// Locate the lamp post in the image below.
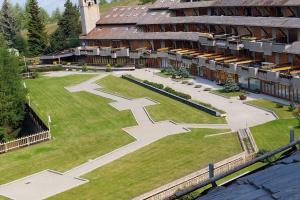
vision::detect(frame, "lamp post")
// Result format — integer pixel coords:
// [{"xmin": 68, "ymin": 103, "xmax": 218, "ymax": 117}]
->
[
  {"xmin": 23, "ymin": 56, "xmax": 29, "ymax": 78},
  {"xmin": 48, "ymin": 115, "xmax": 52, "ymax": 139}
]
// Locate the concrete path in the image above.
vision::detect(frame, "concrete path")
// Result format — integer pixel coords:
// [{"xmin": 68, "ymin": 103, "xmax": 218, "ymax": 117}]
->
[
  {"xmin": 0, "ymin": 72, "xmax": 229, "ymax": 200},
  {"xmin": 121, "ymin": 69, "xmax": 277, "ymax": 130}
]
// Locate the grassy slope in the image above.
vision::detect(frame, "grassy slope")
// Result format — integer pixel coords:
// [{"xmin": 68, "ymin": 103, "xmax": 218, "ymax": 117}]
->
[
  {"xmin": 21, "ymin": 23, "xmax": 58, "ymax": 39},
  {"xmin": 98, "ymin": 75, "xmax": 225, "ymax": 124},
  {"xmin": 51, "ymin": 129, "xmax": 241, "ymax": 200},
  {"xmin": 249, "ymin": 99, "xmax": 300, "ymax": 151},
  {"xmin": 0, "ymin": 74, "xmax": 135, "ymax": 184}
]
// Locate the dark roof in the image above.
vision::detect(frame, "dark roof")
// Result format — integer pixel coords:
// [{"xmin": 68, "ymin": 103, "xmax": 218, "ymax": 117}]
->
[
  {"xmin": 197, "ymin": 151, "xmax": 300, "ymax": 200},
  {"xmin": 170, "ymin": 0, "xmax": 300, "ymax": 9},
  {"xmin": 81, "ymin": 26, "xmax": 200, "ymax": 41},
  {"xmin": 138, "ymin": 15, "xmax": 300, "ymax": 29}
]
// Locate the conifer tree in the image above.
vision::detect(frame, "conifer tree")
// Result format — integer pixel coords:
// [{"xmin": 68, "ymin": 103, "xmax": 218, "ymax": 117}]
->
[
  {"xmin": 47, "ymin": 0, "xmax": 80, "ymax": 53},
  {"xmin": 0, "ymin": 0, "xmax": 17, "ymax": 48},
  {"xmin": 224, "ymin": 75, "xmax": 240, "ymax": 93},
  {"xmin": 27, "ymin": 0, "xmax": 47, "ymax": 56},
  {"xmin": 0, "ymin": 36, "xmax": 26, "ymax": 142}
]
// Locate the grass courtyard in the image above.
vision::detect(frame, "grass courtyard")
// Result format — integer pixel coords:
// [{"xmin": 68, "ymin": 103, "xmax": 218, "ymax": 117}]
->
[
  {"xmin": 52, "ymin": 129, "xmax": 241, "ymax": 200},
  {"xmin": 98, "ymin": 75, "xmax": 225, "ymax": 124},
  {"xmin": 248, "ymin": 99, "xmax": 300, "ymax": 151},
  {"xmin": 0, "ymin": 73, "xmax": 241, "ymax": 199},
  {"xmin": 0, "ymin": 74, "xmax": 136, "ymax": 184}
]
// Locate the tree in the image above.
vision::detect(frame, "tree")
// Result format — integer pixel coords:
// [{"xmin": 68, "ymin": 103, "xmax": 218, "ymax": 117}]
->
[
  {"xmin": 50, "ymin": 8, "xmax": 62, "ymax": 23},
  {"xmin": 99, "ymin": 0, "xmax": 108, "ymax": 6},
  {"xmin": 47, "ymin": 0, "xmax": 81, "ymax": 53},
  {"xmin": 0, "ymin": 36, "xmax": 26, "ymax": 142},
  {"xmin": 224, "ymin": 75, "xmax": 240, "ymax": 93},
  {"xmin": 15, "ymin": 32, "xmax": 28, "ymax": 55},
  {"xmin": 27, "ymin": 0, "xmax": 47, "ymax": 56},
  {"xmin": 0, "ymin": 0, "xmax": 17, "ymax": 48}
]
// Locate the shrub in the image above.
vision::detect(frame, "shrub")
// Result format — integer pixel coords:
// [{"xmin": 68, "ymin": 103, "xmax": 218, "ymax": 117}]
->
[
  {"xmin": 31, "ymin": 72, "xmax": 39, "ymax": 79},
  {"xmin": 31, "ymin": 65, "xmax": 63, "ymax": 72},
  {"xmin": 276, "ymin": 103, "xmax": 284, "ymax": 108},
  {"xmin": 164, "ymin": 87, "xmax": 191, "ymax": 99},
  {"xmin": 143, "ymin": 80, "xmax": 164, "ymax": 89},
  {"xmin": 288, "ymin": 103, "xmax": 296, "ymax": 112},
  {"xmin": 105, "ymin": 64, "xmax": 112, "ymax": 72},
  {"xmin": 82, "ymin": 64, "xmax": 88, "ymax": 72},
  {"xmin": 116, "ymin": 63, "xmax": 123, "ymax": 68}
]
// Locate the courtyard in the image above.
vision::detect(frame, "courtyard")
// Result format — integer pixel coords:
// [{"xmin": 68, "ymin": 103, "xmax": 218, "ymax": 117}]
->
[{"xmin": 0, "ymin": 72, "xmax": 242, "ymax": 200}]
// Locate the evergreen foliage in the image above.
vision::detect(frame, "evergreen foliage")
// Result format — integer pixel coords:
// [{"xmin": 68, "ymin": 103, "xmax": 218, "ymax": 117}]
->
[
  {"xmin": 47, "ymin": 0, "xmax": 81, "ymax": 53},
  {"xmin": 0, "ymin": 0, "xmax": 17, "ymax": 48},
  {"xmin": 0, "ymin": 36, "xmax": 26, "ymax": 142},
  {"xmin": 27, "ymin": 0, "xmax": 47, "ymax": 56},
  {"xmin": 224, "ymin": 75, "xmax": 240, "ymax": 93}
]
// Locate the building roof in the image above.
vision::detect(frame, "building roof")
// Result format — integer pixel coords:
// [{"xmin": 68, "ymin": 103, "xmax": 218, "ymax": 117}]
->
[
  {"xmin": 170, "ymin": 0, "xmax": 300, "ymax": 9},
  {"xmin": 97, "ymin": 5, "xmax": 150, "ymax": 25},
  {"xmin": 81, "ymin": 26, "xmax": 199, "ymax": 41},
  {"xmin": 138, "ymin": 15, "xmax": 300, "ymax": 29},
  {"xmin": 197, "ymin": 150, "xmax": 300, "ymax": 200}
]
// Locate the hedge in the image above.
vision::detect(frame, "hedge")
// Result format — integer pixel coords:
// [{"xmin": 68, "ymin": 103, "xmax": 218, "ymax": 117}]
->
[
  {"xmin": 164, "ymin": 87, "xmax": 191, "ymax": 100},
  {"xmin": 143, "ymin": 80, "xmax": 164, "ymax": 90},
  {"xmin": 31, "ymin": 65, "xmax": 64, "ymax": 72}
]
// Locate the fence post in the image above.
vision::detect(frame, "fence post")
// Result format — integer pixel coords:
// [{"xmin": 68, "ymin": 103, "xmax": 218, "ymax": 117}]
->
[
  {"xmin": 289, "ymin": 127, "xmax": 294, "ymax": 143},
  {"xmin": 4, "ymin": 143, "xmax": 7, "ymax": 152},
  {"xmin": 209, "ymin": 163, "xmax": 217, "ymax": 187}
]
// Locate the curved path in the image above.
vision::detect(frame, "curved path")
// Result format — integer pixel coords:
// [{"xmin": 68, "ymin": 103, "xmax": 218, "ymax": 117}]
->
[{"xmin": 0, "ymin": 73, "xmax": 229, "ymax": 200}]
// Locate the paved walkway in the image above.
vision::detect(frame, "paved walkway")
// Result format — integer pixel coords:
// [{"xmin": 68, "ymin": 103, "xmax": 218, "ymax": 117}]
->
[
  {"xmin": 121, "ymin": 69, "xmax": 277, "ymax": 130},
  {"xmin": 0, "ymin": 73, "xmax": 229, "ymax": 200}
]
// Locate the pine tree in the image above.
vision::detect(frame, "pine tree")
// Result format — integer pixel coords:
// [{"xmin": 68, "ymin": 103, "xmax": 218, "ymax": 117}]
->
[
  {"xmin": 0, "ymin": 36, "xmax": 26, "ymax": 142},
  {"xmin": 47, "ymin": 0, "xmax": 81, "ymax": 53},
  {"xmin": 0, "ymin": 0, "xmax": 17, "ymax": 48},
  {"xmin": 224, "ymin": 75, "xmax": 240, "ymax": 93},
  {"xmin": 27, "ymin": 0, "xmax": 47, "ymax": 56}
]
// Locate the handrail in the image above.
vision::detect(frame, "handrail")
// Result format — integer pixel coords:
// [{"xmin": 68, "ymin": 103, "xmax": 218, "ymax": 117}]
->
[{"xmin": 171, "ymin": 140, "xmax": 300, "ymax": 199}]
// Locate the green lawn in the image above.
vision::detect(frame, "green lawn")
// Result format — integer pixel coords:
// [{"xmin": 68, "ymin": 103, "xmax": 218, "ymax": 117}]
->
[
  {"xmin": 248, "ymin": 99, "xmax": 300, "ymax": 151},
  {"xmin": 247, "ymin": 99, "xmax": 296, "ymax": 119},
  {"xmin": 0, "ymin": 74, "xmax": 136, "ymax": 184},
  {"xmin": 212, "ymin": 89, "xmax": 245, "ymax": 98},
  {"xmin": 51, "ymin": 129, "xmax": 241, "ymax": 200},
  {"xmin": 98, "ymin": 75, "xmax": 225, "ymax": 124}
]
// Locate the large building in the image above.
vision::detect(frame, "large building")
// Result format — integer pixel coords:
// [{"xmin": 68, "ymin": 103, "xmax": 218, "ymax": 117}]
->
[{"xmin": 71, "ymin": 0, "xmax": 300, "ymax": 102}]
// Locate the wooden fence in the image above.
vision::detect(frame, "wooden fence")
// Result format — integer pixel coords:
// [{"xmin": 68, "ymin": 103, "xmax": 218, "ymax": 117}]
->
[
  {"xmin": 133, "ymin": 152, "xmax": 256, "ymax": 200},
  {"xmin": 0, "ymin": 131, "xmax": 51, "ymax": 154}
]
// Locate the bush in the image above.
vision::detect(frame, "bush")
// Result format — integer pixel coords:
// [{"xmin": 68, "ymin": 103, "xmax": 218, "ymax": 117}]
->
[
  {"xmin": 276, "ymin": 103, "xmax": 284, "ymax": 108},
  {"xmin": 31, "ymin": 65, "xmax": 63, "ymax": 72},
  {"xmin": 82, "ymin": 64, "xmax": 88, "ymax": 72},
  {"xmin": 31, "ymin": 72, "xmax": 39, "ymax": 79},
  {"xmin": 105, "ymin": 64, "xmax": 112, "ymax": 72},
  {"xmin": 288, "ymin": 103, "xmax": 296, "ymax": 112},
  {"xmin": 164, "ymin": 87, "xmax": 192, "ymax": 100},
  {"xmin": 143, "ymin": 80, "xmax": 164, "ymax": 89},
  {"xmin": 116, "ymin": 63, "xmax": 123, "ymax": 68}
]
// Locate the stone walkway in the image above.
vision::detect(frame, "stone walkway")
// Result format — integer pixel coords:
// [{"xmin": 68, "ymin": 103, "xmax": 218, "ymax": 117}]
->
[
  {"xmin": 0, "ymin": 73, "xmax": 229, "ymax": 200},
  {"xmin": 121, "ymin": 69, "xmax": 277, "ymax": 130}
]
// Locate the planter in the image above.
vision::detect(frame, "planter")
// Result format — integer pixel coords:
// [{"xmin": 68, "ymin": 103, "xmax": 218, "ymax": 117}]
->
[{"xmin": 239, "ymin": 95, "xmax": 247, "ymax": 100}]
